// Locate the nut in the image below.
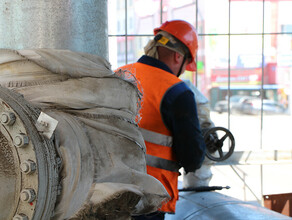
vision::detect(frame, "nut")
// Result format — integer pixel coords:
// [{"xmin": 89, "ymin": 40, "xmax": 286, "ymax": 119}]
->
[
  {"xmin": 1, "ymin": 112, "xmax": 16, "ymax": 126},
  {"xmin": 20, "ymin": 188, "xmax": 36, "ymax": 203},
  {"xmin": 14, "ymin": 134, "xmax": 29, "ymax": 148},
  {"xmin": 20, "ymin": 160, "xmax": 36, "ymax": 174},
  {"xmin": 13, "ymin": 214, "xmax": 28, "ymax": 220}
]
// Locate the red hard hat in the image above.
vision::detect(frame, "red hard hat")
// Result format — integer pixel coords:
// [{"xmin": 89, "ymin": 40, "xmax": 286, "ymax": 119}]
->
[{"xmin": 154, "ymin": 20, "xmax": 198, "ymax": 71}]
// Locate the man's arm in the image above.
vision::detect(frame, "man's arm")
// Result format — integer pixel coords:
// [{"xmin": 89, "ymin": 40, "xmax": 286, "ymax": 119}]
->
[{"xmin": 161, "ymin": 83, "xmax": 206, "ymax": 173}]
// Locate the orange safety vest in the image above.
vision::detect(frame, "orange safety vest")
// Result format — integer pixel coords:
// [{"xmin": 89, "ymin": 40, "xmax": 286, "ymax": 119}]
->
[{"xmin": 119, "ymin": 62, "xmax": 182, "ymax": 213}]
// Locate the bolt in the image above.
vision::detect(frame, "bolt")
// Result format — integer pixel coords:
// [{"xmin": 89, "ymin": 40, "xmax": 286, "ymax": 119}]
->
[
  {"xmin": 13, "ymin": 214, "xmax": 28, "ymax": 220},
  {"xmin": 1, "ymin": 112, "xmax": 16, "ymax": 126},
  {"xmin": 14, "ymin": 134, "xmax": 29, "ymax": 148},
  {"xmin": 20, "ymin": 188, "xmax": 36, "ymax": 203},
  {"xmin": 40, "ymin": 120, "xmax": 48, "ymax": 127},
  {"xmin": 20, "ymin": 160, "xmax": 36, "ymax": 174}
]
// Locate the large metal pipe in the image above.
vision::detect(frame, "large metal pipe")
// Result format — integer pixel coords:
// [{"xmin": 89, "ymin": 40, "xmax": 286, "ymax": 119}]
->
[
  {"xmin": 165, "ymin": 191, "xmax": 292, "ymax": 220},
  {"xmin": 0, "ymin": 0, "xmax": 108, "ymax": 59}
]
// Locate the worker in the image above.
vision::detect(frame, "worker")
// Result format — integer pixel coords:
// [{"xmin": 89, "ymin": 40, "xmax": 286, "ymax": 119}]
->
[{"xmin": 118, "ymin": 20, "xmax": 206, "ymax": 219}]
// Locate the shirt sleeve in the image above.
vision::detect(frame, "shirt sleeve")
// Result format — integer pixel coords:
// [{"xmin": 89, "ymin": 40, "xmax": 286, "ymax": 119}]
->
[{"xmin": 160, "ymin": 82, "xmax": 206, "ymax": 173}]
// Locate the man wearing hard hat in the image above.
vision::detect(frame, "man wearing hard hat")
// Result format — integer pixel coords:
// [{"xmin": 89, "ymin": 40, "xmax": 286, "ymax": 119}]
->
[{"xmin": 118, "ymin": 20, "xmax": 206, "ymax": 219}]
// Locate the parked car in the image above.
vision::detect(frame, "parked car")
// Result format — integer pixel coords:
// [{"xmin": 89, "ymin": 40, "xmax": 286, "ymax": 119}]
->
[
  {"xmin": 236, "ymin": 98, "xmax": 287, "ymax": 115},
  {"xmin": 231, "ymin": 96, "xmax": 257, "ymax": 114},
  {"xmin": 214, "ymin": 95, "xmax": 253, "ymax": 113}
]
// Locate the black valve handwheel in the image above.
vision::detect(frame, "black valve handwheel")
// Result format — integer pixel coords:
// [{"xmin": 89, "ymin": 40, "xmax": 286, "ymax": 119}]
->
[{"xmin": 203, "ymin": 127, "xmax": 235, "ymax": 162}]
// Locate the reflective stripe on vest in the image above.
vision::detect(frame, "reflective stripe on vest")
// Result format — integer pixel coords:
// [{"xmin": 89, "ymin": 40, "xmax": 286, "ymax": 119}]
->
[
  {"xmin": 139, "ymin": 128, "xmax": 179, "ymax": 172},
  {"xmin": 146, "ymin": 155, "xmax": 180, "ymax": 172},
  {"xmin": 139, "ymin": 127, "xmax": 173, "ymax": 147}
]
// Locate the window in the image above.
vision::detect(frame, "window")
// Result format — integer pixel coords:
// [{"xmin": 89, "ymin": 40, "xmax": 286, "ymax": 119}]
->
[{"xmin": 108, "ymin": 0, "xmax": 292, "ymax": 205}]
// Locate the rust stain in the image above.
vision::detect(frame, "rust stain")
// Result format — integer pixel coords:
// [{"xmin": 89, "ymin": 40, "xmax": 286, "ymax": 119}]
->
[{"xmin": 0, "ymin": 132, "xmax": 15, "ymax": 176}]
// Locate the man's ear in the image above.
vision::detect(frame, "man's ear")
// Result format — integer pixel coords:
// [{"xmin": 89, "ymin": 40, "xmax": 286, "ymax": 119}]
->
[{"xmin": 174, "ymin": 52, "xmax": 182, "ymax": 64}]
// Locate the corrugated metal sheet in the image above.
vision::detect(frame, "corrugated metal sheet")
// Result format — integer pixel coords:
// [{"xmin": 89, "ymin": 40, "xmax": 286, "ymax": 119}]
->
[{"xmin": 264, "ymin": 193, "xmax": 292, "ymax": 217}]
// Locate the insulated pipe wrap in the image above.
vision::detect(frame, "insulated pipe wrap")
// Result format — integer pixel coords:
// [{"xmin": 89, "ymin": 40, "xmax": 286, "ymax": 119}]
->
[{"xmin": 0, "ymin": 49, "xmax": 169, "ymax": 220}]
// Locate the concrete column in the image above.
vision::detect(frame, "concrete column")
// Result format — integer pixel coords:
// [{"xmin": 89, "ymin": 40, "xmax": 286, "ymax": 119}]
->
[{"xmin": 0, "ymin": 0, "xmax": 108, "ymax": 59}]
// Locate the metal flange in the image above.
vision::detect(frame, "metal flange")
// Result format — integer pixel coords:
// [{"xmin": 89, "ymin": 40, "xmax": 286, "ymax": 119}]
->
[{"xmin": 0, "ymin": 86, "xmax": 59, "ymax": 220}]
